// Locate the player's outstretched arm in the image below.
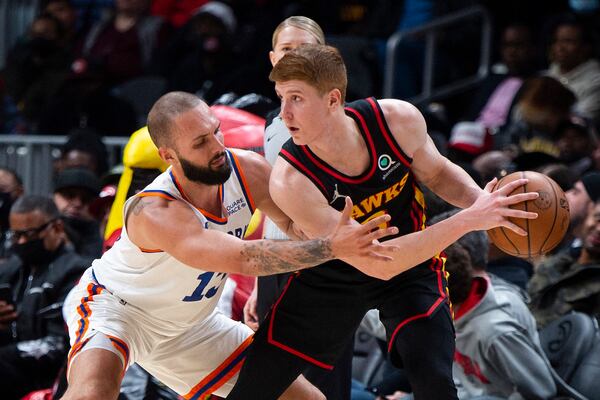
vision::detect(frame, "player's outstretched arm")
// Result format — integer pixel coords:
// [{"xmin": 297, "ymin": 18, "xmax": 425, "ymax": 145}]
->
[
  {"xmin": 344, "ymin": 177, "xmax": 539, "ymax": 279},
  {"xmin": 271, "ymin": 157, "xmax": 538, "ymax": 280},
  {"xmin": 126, "ymin": 195, "xmax": 397, "ymax": 277}
]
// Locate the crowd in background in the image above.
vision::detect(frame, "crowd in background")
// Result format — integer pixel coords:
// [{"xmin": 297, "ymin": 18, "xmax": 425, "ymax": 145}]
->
[{"xmin": 0, "ymin": 0, "xmax": 600, "ymax": 399}]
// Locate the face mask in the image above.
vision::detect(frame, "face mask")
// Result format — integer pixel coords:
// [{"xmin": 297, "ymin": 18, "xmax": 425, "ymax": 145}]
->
[
  {"xmin": 569, "ymin": 0, "xmax": 600, "ymax": 13},
  {"xmin": 0, "ymin": 192, "xmax": 13, "ymax": 231},
  {"xmin": 13, "ymin": 238, "xmax": 55, "ymax": 266}
]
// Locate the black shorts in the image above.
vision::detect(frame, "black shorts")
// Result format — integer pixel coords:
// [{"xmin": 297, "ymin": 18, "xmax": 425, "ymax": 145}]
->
[{"xmin": 264, "ymin": 256, "xmax": 449, "ymax": 368}]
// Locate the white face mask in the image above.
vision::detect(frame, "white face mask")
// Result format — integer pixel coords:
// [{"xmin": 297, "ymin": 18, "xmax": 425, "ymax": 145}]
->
[{"xmin": 569, "ymin": 0, "xmax": 600, "ymax": 13}]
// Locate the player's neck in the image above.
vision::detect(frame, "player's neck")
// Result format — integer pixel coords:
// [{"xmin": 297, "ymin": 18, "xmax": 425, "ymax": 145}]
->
[
  {"xmin": 178, "ymin": 176, "xmax": 223, "ymax": 217},
  {"xmin": 308, "ymin": 114, "xmax": 369, "ymax": 176}
]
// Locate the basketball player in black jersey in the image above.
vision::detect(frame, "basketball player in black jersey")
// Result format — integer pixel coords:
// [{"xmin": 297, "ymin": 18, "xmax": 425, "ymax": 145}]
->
[{"xmin": 227, "ymin": 45, "xmax": 539, "ymax": 400}]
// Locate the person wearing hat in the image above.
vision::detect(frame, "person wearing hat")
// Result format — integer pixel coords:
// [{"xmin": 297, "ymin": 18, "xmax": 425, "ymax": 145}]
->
[
  {"xmin": 53, "ymin": 168, "xmax": 103, "ymax": 260},
  {"xmin": 565, "ymin": 171, "xmax": 600, "ymax": 251}
]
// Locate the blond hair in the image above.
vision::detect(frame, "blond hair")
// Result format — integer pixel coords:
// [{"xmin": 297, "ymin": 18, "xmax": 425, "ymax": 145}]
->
[{"xmin": 271, "ymin": 16, "xmax": 325, "ymax": 49}]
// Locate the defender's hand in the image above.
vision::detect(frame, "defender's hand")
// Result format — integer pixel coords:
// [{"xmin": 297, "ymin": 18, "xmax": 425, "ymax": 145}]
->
[{"xmin": 329, "ymin": 197, "xmax": 399, "ymax": 261}]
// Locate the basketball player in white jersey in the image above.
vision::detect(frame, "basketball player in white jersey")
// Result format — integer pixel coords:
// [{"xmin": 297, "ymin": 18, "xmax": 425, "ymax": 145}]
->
[{"xmin": 61, "ymin": 92, "xmax": 398, "ymax": 400}]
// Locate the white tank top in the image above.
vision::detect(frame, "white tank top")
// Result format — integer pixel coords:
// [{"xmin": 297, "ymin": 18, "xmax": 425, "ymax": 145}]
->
[{"xmin": 92, "ymin": 150, "xmax": 256, "ymax": 328}]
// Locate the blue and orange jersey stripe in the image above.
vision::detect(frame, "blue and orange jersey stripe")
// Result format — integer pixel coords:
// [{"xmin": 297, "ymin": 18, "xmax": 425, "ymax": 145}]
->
[
  {"xmin": 184, "ymin": 335, "xmax": 253, "ymax": 399},
  {"xmin": 138, "ymin": 190, "xmax": 177, "ymax": 201},
  {"xmin": 169, "ymin": 170, "xmax": 228, "ymax": 224},
  {"xmin": 67, "ymin": 282, "xmax": 105, "ymax": 375},
  {"xmin": 107, "ymin": 334, "xmax": 130, "ymax": 371},
  {"xmin": 228, "ymin": 150, "xmax": 256, "ymax": 214}
]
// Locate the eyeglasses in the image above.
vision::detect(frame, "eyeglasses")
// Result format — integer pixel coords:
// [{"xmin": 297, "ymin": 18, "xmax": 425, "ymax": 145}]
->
[{"xmin": 6, "ymin": 219, "xmax": 57, "ymax": 243}]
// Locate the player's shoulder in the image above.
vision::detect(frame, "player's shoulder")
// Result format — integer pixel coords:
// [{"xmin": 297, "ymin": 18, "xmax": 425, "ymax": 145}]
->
[
  {"xmin": 377, "ymin": 99, "xmax": 425, "ymax": 127},
  {"xmin": 270, "ymin": 155, "xmax": 309, "ymax": 191},
  {"xmin": 129, "ymin": 194, "xmax": 182, "ymax": 217}
]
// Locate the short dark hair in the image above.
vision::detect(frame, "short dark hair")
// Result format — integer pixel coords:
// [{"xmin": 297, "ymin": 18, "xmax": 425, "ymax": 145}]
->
[
  {"xmin": 552, "ymin": 14, "xmax": 595, "ymax": 46},
  {"xmin": 270, "ymin": 44, "xmax": 347, "ymax": 102},
  {"xmin": 147, "ymin": 92, "xmax": 204, "ymax": 147},
  {"xmin": 62, "ymin": 128, "xmax": 109, "ymax": 175},
  {"xmin": 11, "ymin": 195, "xmax": 60, "ymax": 220},
  {"xmin": 444, "ymin": 243, "xmax": 474, "ymax": 305}
]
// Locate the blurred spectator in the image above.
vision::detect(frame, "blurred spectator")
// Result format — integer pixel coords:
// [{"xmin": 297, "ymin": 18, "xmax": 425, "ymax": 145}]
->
[
  {"xmin": 151, "ymin": 0, "xmax": 208, "ymax": 28},
  {"xmin": 35, "ymin": 62, "xmax": 138, "ymax": 136},
  {"xmin": 556, "ymin": 115, "xmax": 599, "ymax": 176},
  {"xmin": 472, "ymin": 150, "xmax": 515, "ymax": 184},
  {"xmin": 500, "ymin": 75, "xmax": 576, "ymax": 158},
  {"xmin": 446, "ymin": 243, "xmax": 556, "ymax": 400},
  {"xmin": 55, "ymin": 128, "xmax": 109, "ymax": 176},
  {"xmin": 88, "ymin": 183, "xmax": 117, "ymax": 243},
  {"xmin": 0, "ymin": 195, "xmax": 87, "ymax": 399},
  {"xmin": 528, "ymin": 196, "xmax": 600, "ymax": 328},
  {"xmin": 3, "ymin": 13, "xmax": 72, "ymax": 131},
  {"xmin": 547, "ymin": 16, "xmax": 600, "ymax": 123},
  {"xmin": 462, "ymin": 23, "xmax": 538, "ymax": 130},
  {"xmin": 537, "ymin": 163, "xmax": 575, "ymax": 192},
  {"xmin": 0, "ymin": 168, "xmax": 24, "ymax": 260},
  {"xmin": 41, "ymin": 0, "xmax": 81, "ymax": 50},
  {"xmin": 53, "ymin": 168, "xmax": 102, "ymax": 260},
  {"xmin": 164, "ymin": 1, "xmax": 261, "ymax": 103},
  {"xmin": 563, "ymin": 171, "xmax": 600, "ymax": 254},
  {"xmin": 76, "ymin": 0, "xmax": 169, "ymax": 85},
  {"xmin": 70, "ymin": 0, "xmax": 115, "ymax": 27}
]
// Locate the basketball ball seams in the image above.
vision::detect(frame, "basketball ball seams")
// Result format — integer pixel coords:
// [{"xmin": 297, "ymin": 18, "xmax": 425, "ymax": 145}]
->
[
  {"xmin": 487, "ymin": 171, "xmax": 569, "ymax": 258},
  {"xmin": 498, "ymin": 226, "xmax": 520, "ymax": 256},
  {"xmin": 539, "ymin": 175, "xmax": 559, "ymax": 254},
  {"xmin": 522, "ymin": 171, "xmax": 532, "ymax": 259}
]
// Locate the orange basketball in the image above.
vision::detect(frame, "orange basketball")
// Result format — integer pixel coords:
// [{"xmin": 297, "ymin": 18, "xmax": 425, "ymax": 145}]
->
[{"xmin": 487, "ymin": 171, "xmax": 570, "ymax": 258}]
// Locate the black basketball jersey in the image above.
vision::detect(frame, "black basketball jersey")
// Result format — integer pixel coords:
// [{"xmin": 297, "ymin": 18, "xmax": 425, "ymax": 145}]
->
[{"xmin": 280, "ymin": 97, "xmax": 442, "ymax": 285}]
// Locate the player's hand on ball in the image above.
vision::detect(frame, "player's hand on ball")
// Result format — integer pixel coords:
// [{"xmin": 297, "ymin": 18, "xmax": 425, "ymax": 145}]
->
[{"xmin": 461, "ymin": 177, "xmax": 539, "ymax": 235}]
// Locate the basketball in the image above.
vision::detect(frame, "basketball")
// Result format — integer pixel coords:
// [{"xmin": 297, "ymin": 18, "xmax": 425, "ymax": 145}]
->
[{"xmin": 487, "ymin": 171, "xmax": 570, "ymax": 258}]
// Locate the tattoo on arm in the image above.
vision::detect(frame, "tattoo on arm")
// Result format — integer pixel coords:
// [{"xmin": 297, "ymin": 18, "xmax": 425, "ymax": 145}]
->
[
  {"xmin": 132, "ymin": 197, "xmax": 150, "ymax": 216},
  {"xmin": 240, "ymin": 239, "xmax": 333, "ymax": 275}
]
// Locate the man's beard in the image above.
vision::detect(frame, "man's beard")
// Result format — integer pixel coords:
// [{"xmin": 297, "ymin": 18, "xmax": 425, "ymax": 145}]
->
[{"xmin": 179, "ymin": 152, "xmax": 232, "ymax": 185}]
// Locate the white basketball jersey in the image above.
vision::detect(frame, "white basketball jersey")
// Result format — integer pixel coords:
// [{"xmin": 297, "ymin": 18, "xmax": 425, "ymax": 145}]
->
[{"xmin": 92, "ymin": 150, "xmax": 255, "ymax": 328}]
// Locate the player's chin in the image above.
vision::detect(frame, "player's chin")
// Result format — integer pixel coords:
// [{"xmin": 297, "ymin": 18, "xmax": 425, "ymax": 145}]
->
[{"xmin": 289, "ymin": 134, "xmax": 307, "ymax": 146}]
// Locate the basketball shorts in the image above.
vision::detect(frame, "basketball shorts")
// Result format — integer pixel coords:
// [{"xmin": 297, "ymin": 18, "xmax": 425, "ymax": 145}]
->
[{"xmin": 64, "ymin": 269, "xmax": 253, "ymax": 398}]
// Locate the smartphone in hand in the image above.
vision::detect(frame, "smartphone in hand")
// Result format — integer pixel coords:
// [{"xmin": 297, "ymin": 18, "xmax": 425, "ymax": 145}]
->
[{"xmin": 0, "ymin": 284, "xmax": 13, "ymax": 306}]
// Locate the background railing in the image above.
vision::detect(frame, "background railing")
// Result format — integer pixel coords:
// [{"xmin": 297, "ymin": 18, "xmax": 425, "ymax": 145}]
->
[
  {"xmin": 383, "ymin": 5, "xmax": 492, "ymax": 105},
  {"xmin": 0, "ymin": 135, "xmax": 128, "ymax": 195}
]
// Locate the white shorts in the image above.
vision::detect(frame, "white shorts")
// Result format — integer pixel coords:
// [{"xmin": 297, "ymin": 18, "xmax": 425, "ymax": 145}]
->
[{"xmin": 64, "ymin": 273, "xmax": 254, "ymax": 398}]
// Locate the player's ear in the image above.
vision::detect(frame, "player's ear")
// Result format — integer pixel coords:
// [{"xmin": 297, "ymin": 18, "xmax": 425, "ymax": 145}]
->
[
  {"xmin": 328, "ymin": 89, "xmax": 342, "ymax": 108},
  {"xmin": 269, "ymin": 50, "xmax": 276, "ymax": 67},
  {"xmin": 158, "ymin": 147, "xmax": 175, "ymax": 163}
]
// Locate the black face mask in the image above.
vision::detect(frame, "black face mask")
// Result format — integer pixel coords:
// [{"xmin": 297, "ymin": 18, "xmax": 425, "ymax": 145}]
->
[
  {"xmin": 13, "ymin": 238, "xmax": 56, "ymax": 266},
  {"xmin": 0, "ymin": 192, "xmax": 13, "ymax": 232}
]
